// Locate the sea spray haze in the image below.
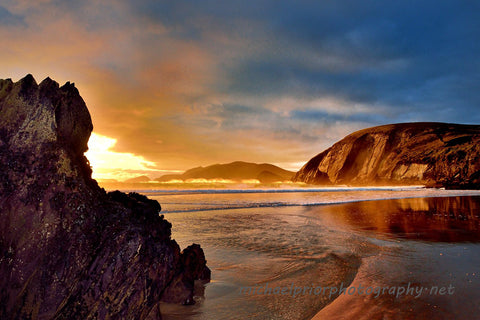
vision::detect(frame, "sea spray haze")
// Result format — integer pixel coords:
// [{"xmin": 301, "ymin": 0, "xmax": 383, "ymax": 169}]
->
[{"xmin": 0, "ymin": 75, "xmax": 210, "ymax": 319}]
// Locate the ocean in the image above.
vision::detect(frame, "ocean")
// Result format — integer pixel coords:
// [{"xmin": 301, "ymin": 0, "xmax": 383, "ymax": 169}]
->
[{"xmin": 132, "ymin": 187, "xmax": 480, "ymax": 320}]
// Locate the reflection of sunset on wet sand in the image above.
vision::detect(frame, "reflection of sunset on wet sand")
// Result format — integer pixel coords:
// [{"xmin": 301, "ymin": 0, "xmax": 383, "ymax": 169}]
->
[
  {"xmin": 314, "ymin": 196, "xmax": 480, "ymax": 242},
  {"xmin": 158, "ymin": 193, "xmax": 480, "ymax": 319},
  {"xmin": 2, "ymin": 1, "xmax": 480, "ymax": 319}
]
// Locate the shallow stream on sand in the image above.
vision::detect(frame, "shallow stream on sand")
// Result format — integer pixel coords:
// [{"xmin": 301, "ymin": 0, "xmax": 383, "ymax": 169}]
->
[{"xmin": 140, "ymin": 188, "xmax": 480, "ymax": 319}]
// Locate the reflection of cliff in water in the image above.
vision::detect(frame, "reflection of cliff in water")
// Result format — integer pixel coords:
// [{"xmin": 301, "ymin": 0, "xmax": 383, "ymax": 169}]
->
[{"xmin": 315, "ymin": 196, "xmax": 480, "ymax": 242}]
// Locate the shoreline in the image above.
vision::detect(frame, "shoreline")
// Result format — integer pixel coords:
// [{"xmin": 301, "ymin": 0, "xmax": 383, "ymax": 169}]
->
[
  {"xmin": 155, "ymin": 194, "xmax": 480, "ymax": 319},
  {"xmin": 310, "ymin": 195, "xmax": 480, "ymax": 320},
  {"xmin": 142, "ymin": 187, "xmax": 480, "ymax": 214}
]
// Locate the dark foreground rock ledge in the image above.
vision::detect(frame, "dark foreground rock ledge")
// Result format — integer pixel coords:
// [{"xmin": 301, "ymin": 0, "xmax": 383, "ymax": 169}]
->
[
  {"xmin": 293, "ymin": 122, "xmax": 480, "ymax": 188},
  {"xmin": 0, "ymin": 75, "xmax": 210, "ymax": 319}
]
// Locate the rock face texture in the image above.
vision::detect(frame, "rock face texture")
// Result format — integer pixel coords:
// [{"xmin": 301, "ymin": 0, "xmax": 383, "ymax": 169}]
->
[
  {"xmin": 0, "ymin": 75, "xmax": 210, "ymax": 319},
  {"xmin": 293, "ymin": 123, "xmax": 480, "ymax": 188}
]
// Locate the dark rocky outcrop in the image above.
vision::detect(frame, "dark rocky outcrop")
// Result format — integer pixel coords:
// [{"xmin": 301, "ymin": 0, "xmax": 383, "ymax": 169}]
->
[
  {"xmin": 161, "ymin": 244, "xmax": 211, "ymax": 305},
  {"xmin": 293, "ymin": 123, "xmax": 480, "ymax": 188},
  {"xmin": 0, "ymin": 75, "xmax": 210, "ymax": 319}
]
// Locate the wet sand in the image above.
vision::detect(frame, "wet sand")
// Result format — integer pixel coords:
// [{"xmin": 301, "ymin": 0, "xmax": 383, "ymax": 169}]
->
[
  {"xmin": 311, "ymin": 196, "xmax": 480, "ymax": 320},
  {"xmin": 155, "ymin": 193, "xmax": 480, "ymax": 319}
]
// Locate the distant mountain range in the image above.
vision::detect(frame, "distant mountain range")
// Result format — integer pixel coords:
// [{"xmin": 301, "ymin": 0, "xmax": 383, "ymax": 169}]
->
[
  {"xmin": 120, "ymin": 123, "xmax": 480, "ymax": 189},
  {"xmin": 156, "ymin": 161, "xmax": 294, "ymax": 183},
  {"xmin": 124, "ymin": 175, "xmax": 151, "ymax": 183}
]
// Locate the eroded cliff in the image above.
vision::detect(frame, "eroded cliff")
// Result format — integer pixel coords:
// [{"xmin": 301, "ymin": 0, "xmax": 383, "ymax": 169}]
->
[
  {"xmin": 0, "ymin": 75, "xmax": 210, "ymax": 319},
  {"xmin": 293, "ymin": 123, "xmax": 480, "ymax": 188}
]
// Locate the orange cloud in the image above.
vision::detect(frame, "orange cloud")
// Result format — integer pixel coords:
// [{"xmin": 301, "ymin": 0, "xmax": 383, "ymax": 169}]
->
[{"xmin": 1, "ymin": 0, "xmax": 406, "ymax": 176}]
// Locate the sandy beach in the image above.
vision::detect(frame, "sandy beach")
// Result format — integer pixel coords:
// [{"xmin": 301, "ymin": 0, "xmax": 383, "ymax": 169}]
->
[{"xmin": 147, "ymin": 189, "xmax": 480, "ymax": 319}]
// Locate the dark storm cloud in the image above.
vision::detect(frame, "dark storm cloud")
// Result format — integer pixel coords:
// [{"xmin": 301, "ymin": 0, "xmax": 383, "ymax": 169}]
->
[
  {"xmin": 218, "ymin": 0, "xmax": 480, "ymax": 122},
  {"xmin": 128, "ymin": 0, "xmax": 480, "ymax": 123},
  {"xmin": 1, "ymin": 0, "xmax": 479, "ymax": 174},
  {"xmin": 0, "ymin": 6, "xmax": 25, "ymax": 27},
  {"xmin": 291, "ymin": 109, "xmax": 390, "ymax": 124}
]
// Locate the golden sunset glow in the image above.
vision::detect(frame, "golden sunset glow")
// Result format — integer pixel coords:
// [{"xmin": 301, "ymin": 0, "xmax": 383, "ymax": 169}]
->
[
  {"xmin": 1, "ymin": 1, "xmax": 478, "ymax": 181},
  {"xmin": 85, "ymin": 132, "xmax": 157, "ymax": 181}
]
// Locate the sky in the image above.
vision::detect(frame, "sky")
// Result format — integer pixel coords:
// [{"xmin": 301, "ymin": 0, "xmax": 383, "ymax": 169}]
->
[{"xmin": 1, "ymin": 0, "xmax": 479, "ymax": 180}]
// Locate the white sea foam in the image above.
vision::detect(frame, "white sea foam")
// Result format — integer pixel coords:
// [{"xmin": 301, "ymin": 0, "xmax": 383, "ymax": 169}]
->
[{"xmin": 137, "ymin": 187, "xmax": 480, "ymax": 213}]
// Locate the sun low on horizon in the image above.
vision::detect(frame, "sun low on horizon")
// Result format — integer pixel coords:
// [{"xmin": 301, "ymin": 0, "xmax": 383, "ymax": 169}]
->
[
  {"xmin": 85, "ymin": 132, "xmax": 162, "ymax": 181},
  {"xmin": 1, "ymin": 0, "xmax": 479, "ymax": 182},
  {"xmin": 84, "ymin": 132, "xmax": 305, "ymax": 182},
  {"xmin": 2, "ymin": 1, "xmax": 480, "ymax": 319}
]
